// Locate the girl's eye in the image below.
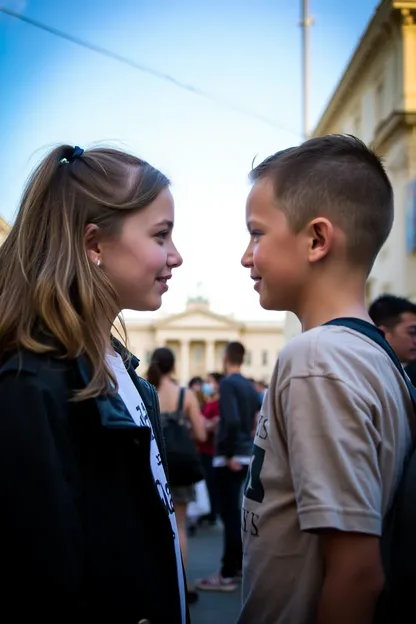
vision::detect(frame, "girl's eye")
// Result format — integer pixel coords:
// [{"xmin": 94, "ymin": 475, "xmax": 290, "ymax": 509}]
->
[{"xmin": 156, "ymin": 230, "xmax": 169, "ymax": 240}]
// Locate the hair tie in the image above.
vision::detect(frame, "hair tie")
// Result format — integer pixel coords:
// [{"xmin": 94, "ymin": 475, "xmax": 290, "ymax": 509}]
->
[
  {"xmin": 60, "ymin": 145, "xmax": 84, "ymax": 166},
  {"xmin": 70, "ymin": 146, "xmax": 84, "ymax": 161}
]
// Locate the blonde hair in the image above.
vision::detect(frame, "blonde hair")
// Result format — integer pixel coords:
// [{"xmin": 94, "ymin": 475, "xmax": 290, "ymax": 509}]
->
[{"xmin": 0, "ymin": 145, "xmax": 169, "ymax": 399}]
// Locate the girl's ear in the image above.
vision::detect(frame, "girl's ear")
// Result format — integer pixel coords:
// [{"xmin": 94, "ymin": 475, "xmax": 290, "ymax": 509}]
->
[{"xmin": 85, "ymin": 223, "xmax": 102, "ymax": 265}]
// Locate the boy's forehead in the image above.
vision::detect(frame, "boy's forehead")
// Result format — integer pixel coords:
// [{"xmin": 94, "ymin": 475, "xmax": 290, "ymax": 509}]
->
[{"xmin": 246, "ymin": 178, "xmax": 277, "ymax": 215}]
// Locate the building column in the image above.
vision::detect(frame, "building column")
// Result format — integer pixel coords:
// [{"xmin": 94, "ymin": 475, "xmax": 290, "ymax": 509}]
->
[
  {"xmin": 206, "ymin": 340, "xmax": 215, "ymax": 374},
  {"xmin": 180, "ymin": 340, "xmax": 190, "ymax": 385}
]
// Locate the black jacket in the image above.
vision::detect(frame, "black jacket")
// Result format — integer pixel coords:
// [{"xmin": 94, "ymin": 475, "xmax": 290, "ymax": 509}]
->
[
  {"xmin": 215, "ymin": 373, "xmax": 261, "ymax": 459},
  {"xmin": 0, "ymin": 344, "xmax": 188, "ymax": 623}
]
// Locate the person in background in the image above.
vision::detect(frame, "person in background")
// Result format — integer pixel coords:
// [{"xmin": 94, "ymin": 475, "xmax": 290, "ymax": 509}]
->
[
  {"xmin": 197, "ymin": 341, "xmax": 260, "ymax": 592},
  {"xmin": 198, "ymin": 372, "xmax": 224, "ymax": 526},
  {"xmin": 148, "ymin": 347, "xmax": 206, "ymax": 604},
  {"xmin": 0, "ymin": 144, "xmax": 187, "ymax": 622},
  {"xmin": 189, "ymin": 375, "xmax": 205, "ymax": 409},
  {"xmin": 369, "ymin": 294, "xmax": 416, "ymax": 385}
]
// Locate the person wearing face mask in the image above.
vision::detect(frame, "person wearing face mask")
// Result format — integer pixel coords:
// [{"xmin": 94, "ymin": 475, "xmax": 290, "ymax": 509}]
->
[{"xmin": 198, "ymin": 373, "xmax": 224, "ymax": 525}]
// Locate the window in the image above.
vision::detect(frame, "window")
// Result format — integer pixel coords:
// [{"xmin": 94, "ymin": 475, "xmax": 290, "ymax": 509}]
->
[
  {"xmin": 353, "ymin": 108, "xmax": 361, "ymax": 137},
  {"xmin": 262, "ymin": 350, "xmax": 268, "ymax": 366},
  {"xmin": 245, "ymin": 351, "xmax": 252, "ymax": 366},
  {"xmin": 145, "ymin": 350, "xmax": 151, "ymax": 364},
  {"xmin": 193, "ymin": 344, "xmax": 203, "ymax": 363},
  {"xmin": 375, "ymin": 80, "xmax": 385, "ymax": 122}
]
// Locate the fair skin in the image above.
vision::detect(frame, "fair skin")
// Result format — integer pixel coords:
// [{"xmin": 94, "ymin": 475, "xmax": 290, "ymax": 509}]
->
[
  {"xmin": 381, "ymin": 312, "xmax": 416, "ymax": 364},
  {"xmin": 85, "ymin": 187, "xmax": 182, "ymax": 313},
  {"xmin": 241, "ymin": 177, "xmax": 383, "ymax": 622},
  {"xmin": 157, "ymin": 373, "xmax": 206, "ymax": 576}
]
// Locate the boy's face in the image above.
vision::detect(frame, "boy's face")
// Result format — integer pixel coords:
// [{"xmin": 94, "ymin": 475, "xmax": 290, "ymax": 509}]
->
[{"xmin": 241, "ymin": 178, "xmax": 308, "ymax": 311}]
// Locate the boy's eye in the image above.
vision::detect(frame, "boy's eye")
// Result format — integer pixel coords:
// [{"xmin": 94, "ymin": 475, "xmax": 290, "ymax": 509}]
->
[{"xmin": 251, "ymin": 231, "xmax": 262, "ymax": 243}]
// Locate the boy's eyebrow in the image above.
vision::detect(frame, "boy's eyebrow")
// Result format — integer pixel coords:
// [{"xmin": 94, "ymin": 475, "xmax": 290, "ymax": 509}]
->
[{"xmin": 246, "ymin": 218, "xmax": 262, "ymax": 229}]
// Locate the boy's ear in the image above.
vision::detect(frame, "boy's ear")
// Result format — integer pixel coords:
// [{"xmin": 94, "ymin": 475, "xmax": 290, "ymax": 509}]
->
[{"xmin": 306, "ymin": 217, "xmax": 334, "ymax": 264}]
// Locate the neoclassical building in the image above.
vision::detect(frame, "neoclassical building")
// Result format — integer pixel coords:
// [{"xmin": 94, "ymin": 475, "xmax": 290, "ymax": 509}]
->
[
  {"xmin": 0, "ymin": 217, "xmax": 9, "ymax": 245},
  {"xmin": 285, "ymin": 0, "xmax": 416, "ymax": 342},
  {"xmin": 120, "ymin": 298, "xmax": 284, "ymax": 385}
]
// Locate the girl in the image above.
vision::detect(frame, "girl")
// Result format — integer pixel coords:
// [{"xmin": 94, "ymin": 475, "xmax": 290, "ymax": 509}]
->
[
  {"xmin": 0, "ymin": 145, "xmax": 186, "ymax": 623},
  {"xmin": 147, "ymin": 347, "xmax": 206, "ymax": 603}
]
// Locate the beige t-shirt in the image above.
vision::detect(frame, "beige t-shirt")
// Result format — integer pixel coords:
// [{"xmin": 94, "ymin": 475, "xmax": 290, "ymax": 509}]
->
[{"xmin": 239, "ymin": 325, "xmax": 412, "ymax": 624}]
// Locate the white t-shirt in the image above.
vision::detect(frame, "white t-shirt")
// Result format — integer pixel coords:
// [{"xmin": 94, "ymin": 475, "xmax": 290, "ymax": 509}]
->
[{"xmin": 107, "ymin": 352, "xmax": 186, "ymax": 624}]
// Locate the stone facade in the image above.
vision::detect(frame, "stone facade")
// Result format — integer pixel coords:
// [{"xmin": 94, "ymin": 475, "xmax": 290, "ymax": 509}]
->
[
  {"xmin": 0, "ymin": 217, "xmax": 9, "ymax": 245},
  {"xmin": 120, "ymin": 298, "xmax": 284, "ymax": 385}
]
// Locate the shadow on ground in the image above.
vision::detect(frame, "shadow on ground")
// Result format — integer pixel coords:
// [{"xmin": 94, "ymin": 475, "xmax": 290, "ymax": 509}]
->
[{"xmin": 187, "ymin": 523, "xmax": 241, "ymax": 624}]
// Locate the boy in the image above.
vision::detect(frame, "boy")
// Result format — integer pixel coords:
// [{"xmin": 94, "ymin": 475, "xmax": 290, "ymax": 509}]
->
[{"xmin": 239, "ymin": 135, "xmax": 413, "ymax": 623}]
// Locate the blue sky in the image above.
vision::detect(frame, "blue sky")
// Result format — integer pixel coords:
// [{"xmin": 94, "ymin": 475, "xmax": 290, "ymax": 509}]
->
[{"xmin": 0, "ymin": 0, "xmax": 378, "ymax": 319}]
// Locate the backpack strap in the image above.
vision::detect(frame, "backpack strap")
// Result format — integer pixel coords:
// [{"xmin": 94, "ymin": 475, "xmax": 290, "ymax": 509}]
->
[
  {"xmin": 325, "ymin": 317, "xmax": 416, "ymax": 622},
  {"xmin": 325, "ymin": 317, "xmax": 416, "ymax": 440},
  {"xmin": 177, "ymin": 387, "xmax": 186, "ymax": 414}
]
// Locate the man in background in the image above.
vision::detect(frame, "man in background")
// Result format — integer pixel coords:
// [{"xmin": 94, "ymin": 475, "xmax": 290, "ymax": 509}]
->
[
  {"xmin": 369, "ymin": 294, "xmax": 416, "ymax": 384},
  {"xmin": 197, "ymin": 341, "xmax": 260, "ymax": 591}
]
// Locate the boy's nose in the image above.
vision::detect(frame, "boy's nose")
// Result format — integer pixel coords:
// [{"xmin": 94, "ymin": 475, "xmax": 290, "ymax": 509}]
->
[{"xmin": 241, "ymin": 246, "xmax": 253, "ymax": 268}]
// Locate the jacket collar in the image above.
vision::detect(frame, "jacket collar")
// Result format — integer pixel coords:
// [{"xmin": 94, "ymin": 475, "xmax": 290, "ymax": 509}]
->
[{"xmin": 76, "ymin": 338, "xmax": 141, "ymax": 431}]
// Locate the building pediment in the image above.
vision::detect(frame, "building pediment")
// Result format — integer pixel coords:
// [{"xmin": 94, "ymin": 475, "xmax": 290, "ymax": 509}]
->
[{"xmin": 154, "ymin": 304, "xmax": 243, "ymax": 331}]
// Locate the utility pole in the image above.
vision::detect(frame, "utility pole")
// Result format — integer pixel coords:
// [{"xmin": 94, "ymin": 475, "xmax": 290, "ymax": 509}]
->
[{"xmin": 300, "ymin": 0, "xmax": 314, "ymax": 140}]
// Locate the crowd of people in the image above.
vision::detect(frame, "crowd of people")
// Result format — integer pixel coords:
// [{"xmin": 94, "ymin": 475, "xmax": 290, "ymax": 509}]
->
[
  {"xmin": 0, "ymin": 134, "xmax": 415, "ymax": 623},
  {"xmin": 145, "ymin": 342, "xmax": 264, "ymax": 602}
]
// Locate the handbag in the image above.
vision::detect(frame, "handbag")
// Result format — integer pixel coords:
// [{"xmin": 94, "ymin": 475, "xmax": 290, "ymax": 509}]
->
[{"xmin": 161, "ymin": 387, "xmax": 205, "ymax": 487}]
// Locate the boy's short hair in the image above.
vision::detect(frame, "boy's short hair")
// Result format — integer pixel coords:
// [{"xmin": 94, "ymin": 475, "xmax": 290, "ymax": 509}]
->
[
  {"xmin": 369, "ymin": 294, "xmax": 416, "ymax": 328},
  {"xmin": 225, "ymin": 341, "xmax": 245, "ymax": 365},
  {"xmin": 250, "ymin": 134, "xmax": 394, "ymax": 273}
]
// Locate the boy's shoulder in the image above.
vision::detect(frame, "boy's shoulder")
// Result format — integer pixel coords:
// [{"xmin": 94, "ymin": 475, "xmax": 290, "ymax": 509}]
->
[{"xmin": 276, "ymin": 323, "xmax": 395, "ymax": 387}]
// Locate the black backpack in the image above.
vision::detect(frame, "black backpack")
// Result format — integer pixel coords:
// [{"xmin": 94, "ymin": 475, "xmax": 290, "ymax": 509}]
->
[
  {"xmin": 325, "ymin": 318, "xmax": 416, "ymax": 622},
  {"xmin": 160, "ymin": 388, "xmax": 205, "ymax": 487}
]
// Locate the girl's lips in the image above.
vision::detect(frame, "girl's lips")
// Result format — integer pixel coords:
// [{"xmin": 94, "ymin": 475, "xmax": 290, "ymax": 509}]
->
[{"xmin": 156, "ymin": 275, "xmax": 171, "ymax": 292}]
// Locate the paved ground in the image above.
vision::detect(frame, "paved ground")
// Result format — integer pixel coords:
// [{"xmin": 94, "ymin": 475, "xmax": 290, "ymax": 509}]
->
[{"xmin": 187, "ymin": 523, "xmax": 241, "ymax": 624}]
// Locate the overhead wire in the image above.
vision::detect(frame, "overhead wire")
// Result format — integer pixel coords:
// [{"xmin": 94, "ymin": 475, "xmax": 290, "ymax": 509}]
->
[{"xmin": 0, "ymin": 5, "xmax": 302, "ymax": 138}]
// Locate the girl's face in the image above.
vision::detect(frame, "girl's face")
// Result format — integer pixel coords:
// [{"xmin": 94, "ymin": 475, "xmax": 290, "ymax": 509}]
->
[{"xmin": 88, "ymin": 188, "xmax": 183, "ymax": 312}]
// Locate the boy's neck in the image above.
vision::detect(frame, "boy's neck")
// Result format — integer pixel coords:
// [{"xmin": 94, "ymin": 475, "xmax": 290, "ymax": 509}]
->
[
  {"xmin": 296, "ymin": 273, "xmax": 372, "ymax": 332},
  {"xmin": 226, "ymin": 364, "xmax": 241, "ymax": 376}
]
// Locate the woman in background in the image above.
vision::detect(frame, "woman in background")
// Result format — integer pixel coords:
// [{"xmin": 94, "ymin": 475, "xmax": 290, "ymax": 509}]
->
[{"xmin": 148, "ymin": 347, "xmax": 206, "ymax": 603}]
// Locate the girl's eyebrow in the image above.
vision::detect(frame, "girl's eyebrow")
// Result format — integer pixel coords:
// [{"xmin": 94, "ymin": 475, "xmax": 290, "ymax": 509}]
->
[{"xmin": 154, "ymin": 219, "xmax": 173, "ymax": 230}]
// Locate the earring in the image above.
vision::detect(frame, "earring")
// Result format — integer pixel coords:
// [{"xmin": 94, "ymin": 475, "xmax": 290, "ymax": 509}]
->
[{"xmin": 96, "ymin": 259, "xmax": 101, "ymax": 267}]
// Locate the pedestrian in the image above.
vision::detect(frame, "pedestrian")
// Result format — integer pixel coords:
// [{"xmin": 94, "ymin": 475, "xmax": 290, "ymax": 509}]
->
[
  {"xmin": 197, "ymin": 342, "xmax": 260, "ymax": 592},
  {"xmin": 147, "ymin": 346, "xmax": 206, "ymax": 604}
]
